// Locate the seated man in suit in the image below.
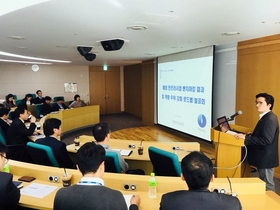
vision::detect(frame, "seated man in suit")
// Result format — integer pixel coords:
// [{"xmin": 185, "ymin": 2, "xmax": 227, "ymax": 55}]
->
[
  {"xmin": 159, "ymin": 151, "xmax": 242, "ymax": 210},
  {"xmin": 53, "ymin": 142, "xmax": 140, "ymax": 210},
  {"xmin": 52, "ymin": 97, "xmax": 69, "ymax": 111},
  {"xmin": 0, "ymin": 142, "xmax": 21, "ymax": 209},
  {"xmin": 92, "ymin": 122, "xmax": 129, "ymax": 172},
  {"xmin": 36, "ymin": 118, "xmax": 75, "ymax": 169},
  {"xmin": 6, "ymin": 107, "xmax": 37, "ymax": 161},
  {"xmin": 0, "ymin": 108, "xmax": 10, "ymax": 137},
  {"xmin": 31, "ymin": 90, "xmax": 45, "ymax": 104},
  {"xmin": 41, "ymin": 96, "xmax": 55, "ymax": 116}
]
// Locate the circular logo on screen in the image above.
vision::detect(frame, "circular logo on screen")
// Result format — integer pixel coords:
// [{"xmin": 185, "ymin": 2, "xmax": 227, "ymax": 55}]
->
[{"xmin": 197, "ymin": 114, "xmax": 207, "ymax": 128}]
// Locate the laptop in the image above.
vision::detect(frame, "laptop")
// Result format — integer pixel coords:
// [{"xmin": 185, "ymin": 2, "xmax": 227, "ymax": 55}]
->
[{"xmin": 216, "ymin": 116, "xmax": 237, "ymax": 135}]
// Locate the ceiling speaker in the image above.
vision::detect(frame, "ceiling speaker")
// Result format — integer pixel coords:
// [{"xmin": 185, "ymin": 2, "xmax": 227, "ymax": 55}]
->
[
  {"xmin": 77, "ymin": 46, "xmax": 92, "ymax": 56},
  {"xmin": 84, "ymin": 53, "xmax": 96, "ymax": 61},
  {"xmin": 101, "ymin": 39, "xmax": 124, "ymax": 51}
]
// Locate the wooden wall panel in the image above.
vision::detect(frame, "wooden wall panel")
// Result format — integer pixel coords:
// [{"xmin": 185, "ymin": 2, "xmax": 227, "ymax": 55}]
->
[
  {"xmin": 123, "ymin": 64, "xmax": 142, "ymax": 118},
  {"xmin": 236, "ymin": 34, "xmax": 280, "ymax": 178},
  {"xmin": 141, "ymin": 60, "xmax": 155, "ymax": 125}
]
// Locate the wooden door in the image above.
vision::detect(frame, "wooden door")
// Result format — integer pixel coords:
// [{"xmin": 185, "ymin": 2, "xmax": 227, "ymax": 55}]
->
[{"xmin": 105, "ymin": 71, "xmax": 120, "ymax": 114}]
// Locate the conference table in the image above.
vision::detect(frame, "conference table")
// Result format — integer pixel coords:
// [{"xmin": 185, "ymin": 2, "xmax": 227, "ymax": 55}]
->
[
  {"xmin": 9, "ymin": 160, "xmax": 280, "ymax": 210},
  {"xmin": 27, "ymin": 105, "xmax": 99, "ymax": 140},
  {"xmin": 67, "ymin": 135, "xmax": 200, "ymax": 174}
]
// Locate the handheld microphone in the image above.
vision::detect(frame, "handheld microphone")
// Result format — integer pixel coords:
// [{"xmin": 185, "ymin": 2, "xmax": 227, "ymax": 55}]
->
[{"xmin": 227, "ymin": 110, "xmax": 242, "ymax": 121}]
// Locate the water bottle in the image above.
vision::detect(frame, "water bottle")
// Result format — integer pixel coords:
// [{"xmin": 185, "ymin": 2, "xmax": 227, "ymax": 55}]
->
[
  {"xmin": 2, "ymin": 163, "xmax": 10, "ymax": 173},
  {"xmin": 148, "ymin": 172, "xmax": 157, "ymax": 198}
]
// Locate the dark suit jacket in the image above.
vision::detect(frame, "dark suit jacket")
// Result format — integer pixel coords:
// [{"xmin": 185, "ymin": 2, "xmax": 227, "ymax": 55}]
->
[
  {"xmin": 0, "ymin": 118, "xmax": 10, "ymax": 137},
  {"xmin": 36, "ymin": 136, "xmax": 75, "ymax": 169},
  {"xmin": 41, "ymin": 103, "xmax": 55, "ymax": 116},
  {"xmin": 31, "ymin": 97, "xmax": 45, "ymax": 104},
  {"xmin": 0, "ymin": 172, "xmax": 20, "ymax": 209},
  {"xmin": 245, "ymin": 111, "xmax": 279, "ymax": 168},
  {"xmin": 52, "ymin": 103, "xmax": 69, "ymax": 111},
  {"xmin": 54, "ymin": 184, "xmax": 138, "ymax": 210},
  {"xmin": 160, "ymin": 189, "xmax": 242, "ymax": 210},
  {"xmin": 6, "ymin": 118, "xmax": 36, "ymax": 145}
]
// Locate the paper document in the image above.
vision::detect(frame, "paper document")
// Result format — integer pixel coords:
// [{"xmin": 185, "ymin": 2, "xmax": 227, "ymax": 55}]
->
[
  {"xmin": 226, "ymin": 130, "xmax": 237, "ymax": 135},
  {"xmin": 112, "ymin": 149, "xmax": 133, "ymax": 156},
  {"xmin": 123, "ymin": 194, "xmax": 133, "ymax": 209},
  {"xmin": 21, "ymin": 183, "xmax": 58, "ymax": 198}
]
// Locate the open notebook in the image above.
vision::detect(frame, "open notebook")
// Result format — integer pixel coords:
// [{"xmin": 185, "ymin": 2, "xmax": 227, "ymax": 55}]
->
[{"xmin": 216, "ymin": 116, "xmax": 237, "ymax": 135}]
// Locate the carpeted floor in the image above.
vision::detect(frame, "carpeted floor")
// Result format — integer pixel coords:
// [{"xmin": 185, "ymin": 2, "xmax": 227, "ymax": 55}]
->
[{"xmin": 61, "ymin": 112, "xmax": 280, "ymax": 195}]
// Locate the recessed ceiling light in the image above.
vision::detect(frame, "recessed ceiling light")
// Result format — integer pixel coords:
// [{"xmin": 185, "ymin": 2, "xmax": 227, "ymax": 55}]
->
[
  {"xmin": 222, "ymin": 32, "xmax": 240, "ymax": 36},
  {"xmin": 7, "ymin": 36, "xmax": 25, "ymax": 40},
  {"xmin": 127, "ymin": 25, "xmax": 147, "ymax": 30}
]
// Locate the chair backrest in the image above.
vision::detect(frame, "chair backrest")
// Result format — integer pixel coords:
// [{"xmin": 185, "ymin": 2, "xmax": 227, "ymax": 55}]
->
[
  {"xmin": 0, "ymin": 128, "xmax": 6, "ymax": 145},
  {"xmin": 31, "ymin": 94, "xmax": 36, "ymax": 99},
  {"xmin": 35, "ymin": 104, "xmax": 43, "ymax": 118},
  {"xmin": 105, "ymin": 151, "xmax": 121, "ymax": 173},
  {"xmin": 148, "ymin": 146, "xmax": 181, "ymax": 177},
  {"xmin": 15, "ymin": 99, "xmax": 23, "ymax": 106},
  {"xmin": 26, "ymin": 142, "xmax": 60, "ymax": 167},
  {"xmin": 53, "ymin": 96, "xmax": 65, "ymax": 102}
]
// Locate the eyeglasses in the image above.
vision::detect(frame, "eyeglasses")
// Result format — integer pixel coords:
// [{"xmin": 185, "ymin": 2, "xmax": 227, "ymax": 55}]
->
[
  {"xmin": 254, "ymin": 101, "xmax": 263, "ymax": 105},
  {"xmin": 0, "ymin": 154, "xmax": 9, "ymax": 164}
]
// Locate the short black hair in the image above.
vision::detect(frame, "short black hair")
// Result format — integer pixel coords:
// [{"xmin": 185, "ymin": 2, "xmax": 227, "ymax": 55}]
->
[
  {"xmin": 0, "ymin": 142, "xmax": 8, "ymax": 154},
  {"xmin": 77, "ymin": 142, "xmax": 106, "ymax": 175},
  {"xmin": 92, "ymin": 123, "xmax": 110, "ymax": 142},
  {"xmin": 74, "ymin": 94, "xmax": 80, "ymax": 101},
  {"xmin": 5, "ymin": 94, "xmax": 14, "ymax": 102},
  {"xmin": 256, "ymin": 93, "xmax": 274, "ymax": 110},
  {"xmin": 0, "ymin": 108, "xmax": 9, "ymax": 117},
  {"xmin": 181, "ymin": 151, "xmax": 214, "ymax": 190},
  {"xmin": 44, "ymin": 96, "xmax": 52, "ymax": 101},
  {"xmin": 14, "ymin": 107, "xmax": 27, "ymax": 118},
  {"xmin": 56, "ymin": 97, "xmax": 63, "ymax": 101},
  {"xmin": 36, "ymin": 90, "xmax": 42, "ymax": 94},
  {"xmin": 43, "ymin": 118, "xmax": 61, "ymax": 136},
  {"xmin": 25, "ymin": 94, "xmax": 33, "ymax": 99}
]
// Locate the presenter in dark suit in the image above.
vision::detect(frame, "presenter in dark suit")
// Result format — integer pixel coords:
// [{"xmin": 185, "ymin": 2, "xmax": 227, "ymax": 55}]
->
[
  {"xmin": 53, "ymin": 142, "xmax": 140, "ymax": 210},
  {"xmin": 52, "ymin": 97, "xmax": 69, "ymax": 111},
  {"xmin": 159, "ymin": 151, "xmax": 242, "ymax": 210},
  {"xmin": 6, "ymin": 107, "xmax": 37, "ymax": 161},
  {"xmin": 36, "ymin": 118, "xmax": 75, "ymax": 169},
  {"xmin": 0, "ymin": 142, "xmax": 20, "ymax": 209},
  {"xmin": 235, "ymin": 93, "xmax": 279, "ymax": 191},
  {"xmin": 0, "ymin": 108, "xmax": 10, "ymax": 137}
]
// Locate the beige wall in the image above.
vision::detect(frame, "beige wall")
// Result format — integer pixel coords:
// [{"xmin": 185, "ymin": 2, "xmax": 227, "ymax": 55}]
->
[{"xmin": 0, "ymin": 64, "xmax": 89, "ymax": 102}]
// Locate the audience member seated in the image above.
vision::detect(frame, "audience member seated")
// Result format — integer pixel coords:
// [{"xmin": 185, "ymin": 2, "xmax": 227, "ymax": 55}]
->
[
  {"xmin": 69, "ymin": 94, "xmax": 87, "ymax": 108},
  {"xmin": 93, "ymin": 123, "xmax": 128, "ymax": 172},
  {"xmin": 159, "ymin": 151, "xmax": 242, "ymax": 210},
  {"xmin": 53, "ymin": 142, "xmax": 140, "ymax": 210},
  {"xmin": 0, "ymin": 142, "xmax": 21, "ymax": 209},
  {"xmin": 41, "ymin": 96, "xmax": 55, "ymax": 116},
  {"xmin": 92, "ymin": 123, "xmax": 144, "ymax": 175},
  {"xmin": 18, "ymin": 93, "xmax": 33, "ymax": 110},
  {"xmin": 36, "ymin": 118, "xmax": 75, "ymax": 169},
  {"xmin": 3, "ymin": 94, "xmax": 16, "ymax": 110},
  {"xmin": 31, "ymin": 90, "xmax": 45, "ymax": 104},
  {"xmin": 52, "ymin": 97, "xmax": 69, "ymax": 111},
  {"xmin": 6, "ymin": 107, "xmax": 37, "ymax": 161},
  {"xmin": 0, "ymin": 108, "xmax": 10, "ymax": 137}
]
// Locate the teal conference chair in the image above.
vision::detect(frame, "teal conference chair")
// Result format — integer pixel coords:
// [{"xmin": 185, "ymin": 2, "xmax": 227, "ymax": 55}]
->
[
  {"xmin": 105, "ymin": 151, "xmax": 121, "ymax": 173},
  {"xmin": 148, "ymin": 146, "xmax": 181, "ymax": 177},
  {"xmin": 15, "ymin": 99, "xmax": 22, "ymax": 106},
  {"xmin": 53, "ymin": 96, "xmax": 65, "ymax": 102},
  {"xmin": 0, "ymin": 129, "xmax": 6, "ymax": 145},
  {"xmin": 35, "ymin": 104, "xmax": 43, "ymax": 118},
  {"xmin": 26, "ymin": 142, "xmax": 60, "ymax": 167},
  {"xmin": 31, "ymin": 94, "xmax": 36, "ymax": 99}
]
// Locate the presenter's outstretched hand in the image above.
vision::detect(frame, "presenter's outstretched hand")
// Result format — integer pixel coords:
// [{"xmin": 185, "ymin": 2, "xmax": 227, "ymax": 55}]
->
[
  {"xmin": 234, "ymin": 133, "xmax": 245, "ymax": 139},
  {"xmin": 130, "ymin": 195, "xmax": 140, "ymax": 206}
]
